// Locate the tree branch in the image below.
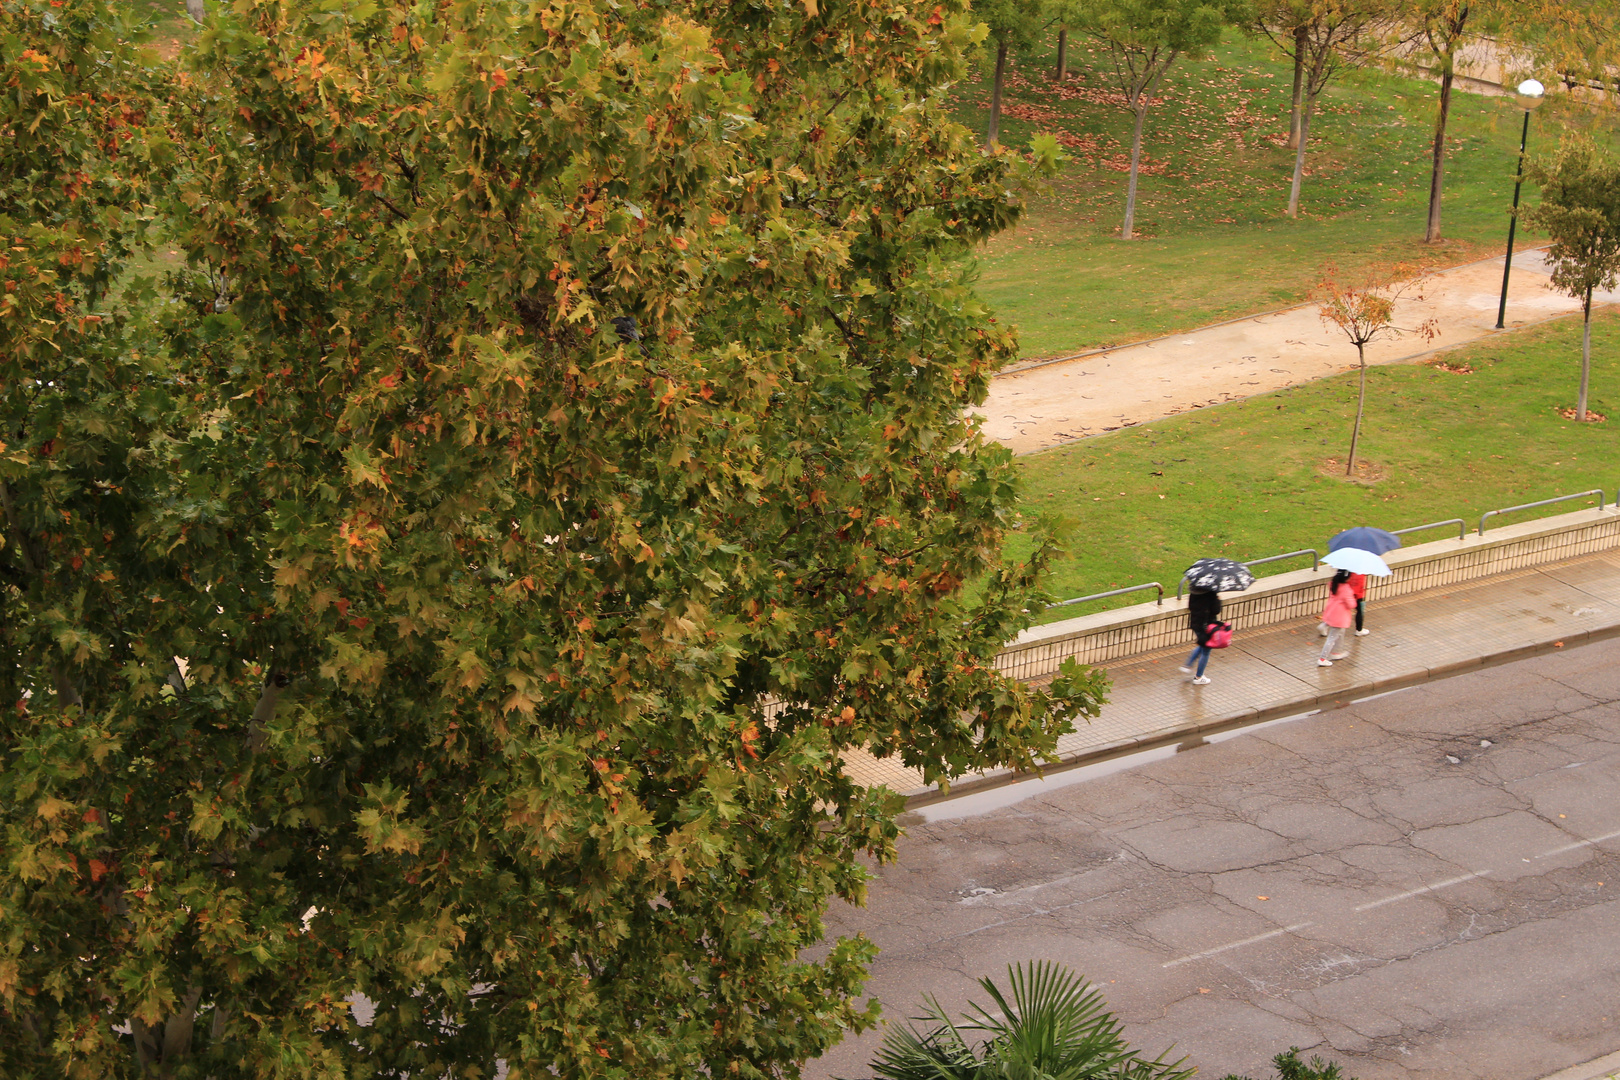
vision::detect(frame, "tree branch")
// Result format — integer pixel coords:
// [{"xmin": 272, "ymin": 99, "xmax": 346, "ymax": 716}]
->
[
  {"xmin": 247, "ymin": 670, "xmax": 289, "ymax": 755},
  {"xmin": 372, "ymin": 191, "xmax": 412, "ymax": 222}
]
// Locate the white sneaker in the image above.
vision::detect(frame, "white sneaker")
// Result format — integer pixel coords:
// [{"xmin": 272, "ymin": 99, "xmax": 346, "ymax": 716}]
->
[
  {"xmin": 1192, "ymin": 676, "xmax": 1211, "ymax": 685},
  {"xmin": 1179, "ymin": 666, "xmax": 1194, "ymax": 674},
  {"xmin": 1318, "ymin": 623, "xmax": 1328, "ymax": 637},
  {"xmin": 1318, "ymin": 658, "xmax": 1333, "ymax": 667},
  {"xmin": 1355, "ymin": 629, "xmax": 1370, "ymax": 636},
  {"xmin": 1329, "ymin": 651, "xmax": 1350, "ymax": 660}
]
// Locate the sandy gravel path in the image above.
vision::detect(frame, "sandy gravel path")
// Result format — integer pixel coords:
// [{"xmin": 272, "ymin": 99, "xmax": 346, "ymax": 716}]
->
[{"xmin": 974, "ymin": 248, "xmax": 1620, "ymax": 455}]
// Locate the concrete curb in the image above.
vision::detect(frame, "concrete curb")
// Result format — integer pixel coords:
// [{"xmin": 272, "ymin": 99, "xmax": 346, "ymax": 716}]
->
[
  {"xmin": 905, "ymin": 619, "xmax": 1620, "ymax": 810},
  {"xmin": 1539, "ymin": 1050, "xmax": 1620, "ymax": 1080}
]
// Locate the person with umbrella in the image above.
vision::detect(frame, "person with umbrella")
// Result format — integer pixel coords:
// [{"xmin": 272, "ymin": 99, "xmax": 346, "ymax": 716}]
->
[
  {"xmin": 1316, "ymin": 546, "xmax": 1393, "ymax": 666},
  {"xmin": 1326, "ymin": 527, "xmax": 1400, "ymax": 636},
  {"xmin": 1178, "ymin": 559, "xmax": 1253, "ymax": 685},
  {"xmin": 1317, "ymin": 570, "xmax": 1357, "ymax": 666}
]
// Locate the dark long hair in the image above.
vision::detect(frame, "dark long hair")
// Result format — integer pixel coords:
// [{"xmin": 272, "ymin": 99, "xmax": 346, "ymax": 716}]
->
[{"xmin": 1331, "ymin": 569, "xmax": 1352, "ymax": 591}]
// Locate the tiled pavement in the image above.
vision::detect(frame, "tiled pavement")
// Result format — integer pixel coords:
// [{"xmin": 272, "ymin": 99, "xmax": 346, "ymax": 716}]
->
[{"xmin": 842, "ymin": 550, "xmax": 1620, "ymax": 804}]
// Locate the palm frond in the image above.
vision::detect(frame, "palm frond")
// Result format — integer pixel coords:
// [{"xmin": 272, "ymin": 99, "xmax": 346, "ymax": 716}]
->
[
  {"xmin": 870, "ymin": 961, "xmax": 1198, "ymax": 1080},
  {"xmin": 866, "ymin": 994, "xmax": 983, "ymax": 1080}
]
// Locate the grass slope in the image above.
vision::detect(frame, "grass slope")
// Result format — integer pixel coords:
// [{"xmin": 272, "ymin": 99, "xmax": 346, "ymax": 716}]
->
[
  {"xmin": 1010, "ymin": 310, "xmax": 1620, "ymax": 621},
  {"xmin": 959, "ymin": 34, "xmax": 1620, "ymax": 358}
]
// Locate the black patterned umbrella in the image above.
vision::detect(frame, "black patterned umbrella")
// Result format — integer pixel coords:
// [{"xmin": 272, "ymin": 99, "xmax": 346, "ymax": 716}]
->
[{"xmin": 1183, "ymin": 558, "xmax": 1255, "ymax": 593}]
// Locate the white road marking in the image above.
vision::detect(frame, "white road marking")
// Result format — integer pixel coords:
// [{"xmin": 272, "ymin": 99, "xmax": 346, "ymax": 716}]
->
[
  {"xmin": 1535, "ymin": 826, "xmax": 1620, "ymax": 860},
  {"xmin": 1162, "ymin": 922, "xmax": 1315, "ymax": 968},
  {"xmin": 1354, "ymin": 871, "xmax": 1489, "ymax": 912},
  {"xmin": 1168, "ymin": 822, "xmax": 1620, "ymax": 969}
]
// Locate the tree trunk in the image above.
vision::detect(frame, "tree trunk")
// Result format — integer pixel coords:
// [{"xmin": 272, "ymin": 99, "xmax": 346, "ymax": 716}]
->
[
  {"xmin": 1347, "ymin": 342, "xmax": 1368, "ymax": 475},
  {"xmin": 1121, "ymin": 99, "xmax": 1149, "ymax": 240},
  {"xmin": 132, "ymin": 986, "xmax": 203, "ymax": 1077},
  {"xmin": 1287, "ymin": 96, "xmax": 1314, "ymax": 217},
  {"xmin": 1287, "ymin": 26, "xmax": 1307, "ymax": 149},
  {"xmin": 248, "ymin": 671, "xmax": 287, "ymax": 755},
  {"xmin": 1055, "ymin": 26, "xmax": 1068, "ymax": 82},
  {"xmin": 987, "ymin": 40, "xmax": 1008, "ymax": 148},
  {"xmin": 185, "ymin": 0, "xmax": 204, "ymax": 22},
  {"xmin": 1425, "ymin": 55, "xmax": 1456, "ymax": 243},
  {"xmin": 1579, "ymin": 289, "xmax": 1593, "ymax": 420}
]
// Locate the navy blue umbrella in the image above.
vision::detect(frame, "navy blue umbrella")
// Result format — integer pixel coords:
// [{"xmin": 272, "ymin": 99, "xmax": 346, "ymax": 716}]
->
[{"xmin": 1328, "ymin": 526, "xmax": 1401, "ymax": 555}]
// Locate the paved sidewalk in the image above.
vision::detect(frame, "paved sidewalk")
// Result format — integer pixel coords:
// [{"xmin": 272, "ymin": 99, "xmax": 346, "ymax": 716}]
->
[
  {"xmin": 1544, "ymin": 1051, "xmax": 1620, "ymax": 1080},
  {"xmin": 975, "ymin": 248, "xmax": 1620, "ymax": 455},
  {"xmin": 844, "ymin": 550, "xmax": 1620, "ymax": 804}
]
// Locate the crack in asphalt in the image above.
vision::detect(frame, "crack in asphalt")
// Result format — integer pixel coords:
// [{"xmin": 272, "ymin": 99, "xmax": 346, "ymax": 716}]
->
[{"xmin": 817, "ymin": 647, "xmax": 1620, "ymax": 1080}]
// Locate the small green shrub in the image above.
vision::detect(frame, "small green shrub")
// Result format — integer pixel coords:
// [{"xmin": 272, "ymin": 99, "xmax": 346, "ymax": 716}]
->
[{"xmin": 1221, "ymin": 1046, "xmax": 1357, "ymax": 1080}]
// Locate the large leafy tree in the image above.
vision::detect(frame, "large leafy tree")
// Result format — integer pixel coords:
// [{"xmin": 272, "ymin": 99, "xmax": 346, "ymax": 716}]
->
[
  {"xmin": 0, "ymin": 0, "xmax": 1103, "ymax": 1078},
  {"xmin": 1522, "ymin": 135, "xmax": 1620, "ymax": 423}
]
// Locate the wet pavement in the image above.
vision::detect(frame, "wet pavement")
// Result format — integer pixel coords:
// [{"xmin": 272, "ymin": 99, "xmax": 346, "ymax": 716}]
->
[{"xmin": 811, "ymin": 637, "xmax": 1620, "ymax": 1080}]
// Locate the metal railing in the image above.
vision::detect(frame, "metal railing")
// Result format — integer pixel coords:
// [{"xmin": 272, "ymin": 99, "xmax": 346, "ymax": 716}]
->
[
  {"xmin": 1479, "ymin": 490, "xmax": 1607, "ymax": 535},
  {"xmin": 1054, "ymin": 490, "xmax": 1616, "ymax": 615},
  {"xmin": 1391, "ymin": 518, "xmax": 1467, "ymax": 543},
  {"xmin": 1244, "ymin": 549, "xmax": 1319, "ymax": 573},
  {"xmin": 1046, "ymin": 581, "xmax": 1163, "ymax": 610}
]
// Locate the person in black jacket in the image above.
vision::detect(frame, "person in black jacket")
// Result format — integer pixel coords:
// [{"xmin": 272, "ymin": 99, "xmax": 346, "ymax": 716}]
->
[{"xmin": 1181, "ymin": 587, "xmax": 1222, "ymax": 684}]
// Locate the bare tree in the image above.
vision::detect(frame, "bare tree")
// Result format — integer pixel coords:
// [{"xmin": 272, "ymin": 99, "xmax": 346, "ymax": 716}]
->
[{"xmin": 1316, "ymin": 268, "xmax": 1440, "ymax": 474}]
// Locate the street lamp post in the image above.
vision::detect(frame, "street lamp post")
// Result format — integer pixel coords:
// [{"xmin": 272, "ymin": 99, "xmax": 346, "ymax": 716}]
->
[{"xmin": 1495, "ymin": 79, "xmax": 1546, "ymax": 330}]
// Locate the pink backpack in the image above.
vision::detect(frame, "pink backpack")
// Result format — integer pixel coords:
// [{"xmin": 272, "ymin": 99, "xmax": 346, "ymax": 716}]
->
[{"xmin": 1206, "ymin": 622, "xmax": 1233, "ymax": 649}]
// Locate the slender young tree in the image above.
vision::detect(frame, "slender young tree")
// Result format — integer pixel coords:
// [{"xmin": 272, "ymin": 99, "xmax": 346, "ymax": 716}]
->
[
  {"xmin": 1076, "ymin": 0, "xmax": 1243, "ymax": 240},
  {"xmin": 1316, "ymin": 268, "xmax": 1440, "ymax": 474},
  {"xmin": 1287, "ymin": 23, "xmax": 1308, "ymax": 146},
  {"xmin": 1253, "ymin": 0, "xmax": 1387, "ymax": 156},
  {"xmin": 980, "ymin": 0, "xmax": 1048, "ymax": 147},
  {"xmin": 1250, "ymin": 3, "xmax": 1310, "ymax": 147},
  {"xmin": 1521, "ymin": 135, "xmax": 1620, "ymax": 423},
  {"xmin": 1398, "ymin": 0, "xmax": 1619, "ymax": 244},
  {"xmin": 1260, "ymin": 0, "xmax": 1387, "ymax": 217},
  {"xmin": 1409, "ymin": 0, "xmax": 1473, "ymax": 243}
]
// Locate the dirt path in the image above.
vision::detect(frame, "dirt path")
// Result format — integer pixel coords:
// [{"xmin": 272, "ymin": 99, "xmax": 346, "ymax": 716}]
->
[{"xmin": 974, "ymin": 248, "xmax": 1620, "ymax": 455}]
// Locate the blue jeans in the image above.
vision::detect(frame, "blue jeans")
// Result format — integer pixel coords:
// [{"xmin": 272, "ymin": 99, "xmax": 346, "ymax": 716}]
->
[{"xmin": 1185, "ymin": 644, "xmax": 1211, "ymax": 677}]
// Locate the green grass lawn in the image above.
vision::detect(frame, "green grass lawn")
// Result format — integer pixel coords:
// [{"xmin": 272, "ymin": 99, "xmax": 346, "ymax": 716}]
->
[
  {"xmin": 959, "ymin": 34, "xmax": 1620, "ymax": 359},
  {"xmin": 1008, "ymin": 310, "xmax": 1620, "ymax": 621}
]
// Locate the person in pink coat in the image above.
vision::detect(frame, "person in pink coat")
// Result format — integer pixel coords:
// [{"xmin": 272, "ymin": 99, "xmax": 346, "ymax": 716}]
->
[{"xmin": 1318, "ymin": 570, "xmax": 1356, "ymax": 667}]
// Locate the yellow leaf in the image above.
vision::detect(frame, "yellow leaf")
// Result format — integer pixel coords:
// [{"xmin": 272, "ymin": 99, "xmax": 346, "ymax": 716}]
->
[{"xmin": 501, "ymin": 691, "xmax": 536, "ymax": 717}]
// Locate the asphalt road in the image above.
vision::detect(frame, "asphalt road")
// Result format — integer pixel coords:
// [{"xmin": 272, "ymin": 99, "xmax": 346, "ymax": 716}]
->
[{"xmin": 810, "ymin": 638, "xmax": 1620, "ymax": 1080}]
